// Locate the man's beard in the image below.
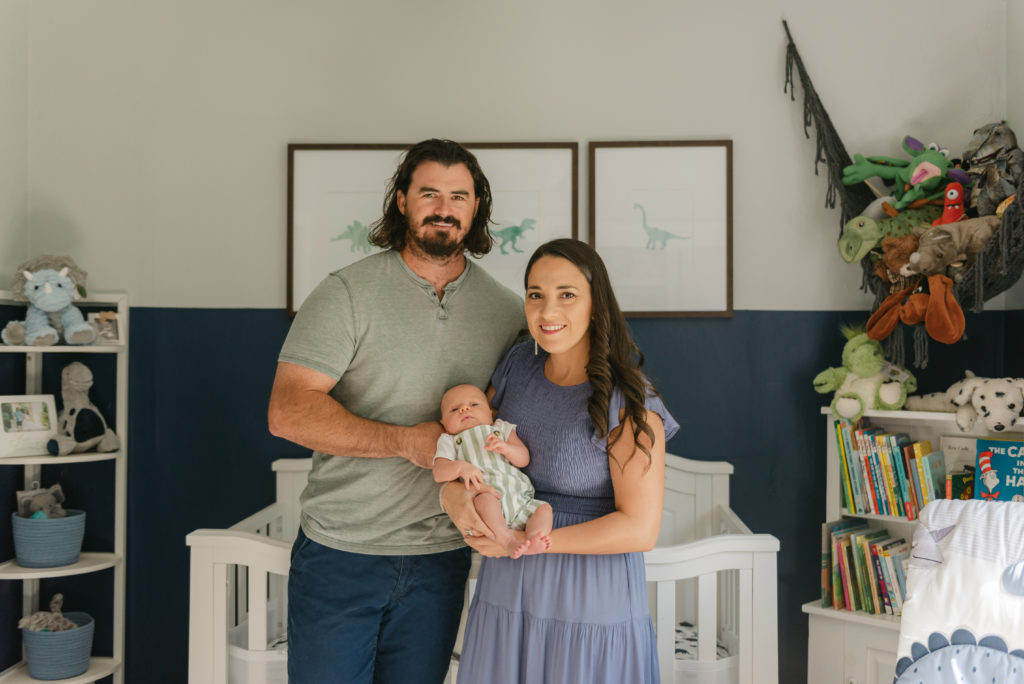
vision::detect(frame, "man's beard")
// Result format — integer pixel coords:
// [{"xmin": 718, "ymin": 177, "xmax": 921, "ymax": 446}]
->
[{"xmin": 408, "ymin": 215, "xmax": 464, "ymax": 258}]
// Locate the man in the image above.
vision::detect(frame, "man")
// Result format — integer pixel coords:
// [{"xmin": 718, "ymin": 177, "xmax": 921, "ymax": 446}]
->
[{"xmin": 268, "ymin": 139, "xmax": 524, "ymax": 683}]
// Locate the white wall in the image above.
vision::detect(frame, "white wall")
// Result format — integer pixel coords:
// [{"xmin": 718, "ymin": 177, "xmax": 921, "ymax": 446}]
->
[
  {"xmin": 18, "ymin": 0, "xmax": 1011, "ymax": 309},
  {"xmin": 0, "ymin": 0, "xmax": 28, "ymax": 277}
]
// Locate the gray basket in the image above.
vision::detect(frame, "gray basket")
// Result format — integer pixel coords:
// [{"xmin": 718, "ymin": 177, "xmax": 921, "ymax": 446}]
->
[
  {"xmin": 21, "ymin": 611, "xmax": 94, "ymax": 680},
  {"xmin": 11, "ymin": 509, "xmax": 86, "ymax": 568}
]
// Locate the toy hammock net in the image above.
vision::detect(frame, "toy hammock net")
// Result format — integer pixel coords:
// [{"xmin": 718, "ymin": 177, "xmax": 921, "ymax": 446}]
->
[{"xmin": 782, "ymin": 20, "xmax": 1024, "ymax": 368}]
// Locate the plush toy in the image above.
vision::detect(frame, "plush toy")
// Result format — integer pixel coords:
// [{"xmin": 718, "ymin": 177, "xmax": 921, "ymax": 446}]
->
[
  {"xmin": 931, "ymin": 181, "xmax": 967, "ymax": 226},
  {"xmin": 873, "ymin": 234, "xmax": 920, "ymax": 293},
  {"xmin": 906, "ymin": 370, "xmax": 1024, "ymax": 433},
  {"xmin": 904, "ymin": 370, "xmax": 979, "ymax": 430},
  {"xmin": 813, "ymin": 325, "xmax": 917, "ymax": 421},
  {"xmin": 46, "ymin": 362, "xmax": 120, "ymax": 456},
  {"xmin": 866, "ymin": 274, "xmax": 965, "ymax": 344},
  {"xmin": 903, "ymin": 214, "xmax": 1001, "ymax": 281},
  {"xmin": 18, "ymin": 594, "xmax": 77, "ymax": 632},
  {"xmin": 15, "ymin": 483, "xmax": 67, "ymax": 519},
  {"xmin": 842, "ymin": 136, "xmax": 972, "ymax": 211},
  {"xmin": 838, "ymin": 204, "xmax": 941, "ymax": 264},
  {"xmin": 1, "ymin": 255, "xmax": 95, "ymax": 346},
  {"xmin": 961, "ymin": 121, "xmax": 1024, "ymax": 217}
]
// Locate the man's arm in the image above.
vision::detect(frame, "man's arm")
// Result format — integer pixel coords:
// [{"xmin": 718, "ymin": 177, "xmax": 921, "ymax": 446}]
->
[{"xmin": 267, "ymin": 361, "xmax": 442, "ymax": 468}]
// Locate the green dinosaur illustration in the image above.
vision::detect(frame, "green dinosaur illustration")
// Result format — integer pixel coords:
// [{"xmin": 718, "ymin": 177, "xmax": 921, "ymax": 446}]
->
[
  {"xmin": 491, "ymin": 218, "xmax": 536, "ymax": 254},
  {"xmin": 331, "ymin": 220, "xmax": 372, "ymax": 253},
  {"xmin": 633, "ymin": 203, "xmax": 688, "ymax": 249}
]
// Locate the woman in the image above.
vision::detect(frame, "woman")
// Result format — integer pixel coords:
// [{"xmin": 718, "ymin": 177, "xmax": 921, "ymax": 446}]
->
[{"xmin": 443, "ymin": 238, "xmax": 679, "ymax": 683}]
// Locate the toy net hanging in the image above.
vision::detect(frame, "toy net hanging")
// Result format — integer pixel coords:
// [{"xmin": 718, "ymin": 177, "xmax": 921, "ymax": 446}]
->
[{"xmin": 782, "ymin": 20, "xmax": 1024, "ymax": 368}]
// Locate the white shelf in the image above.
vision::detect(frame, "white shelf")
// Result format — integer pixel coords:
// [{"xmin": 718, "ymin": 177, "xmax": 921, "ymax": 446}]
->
[
  {"xmin": 0, "ymin": 290, "xmax": 128, "ymax": 684},
  {"xmin": 0, "ymin": 553, "xmax": 118, "ymax": 579},
  {"xmin": 0, "ymin": 657, "xmax": 119, "ymax": 683},
  {"xmin": 801, "ymin": 600, "xmax": 901, "ymax": 631},
  {"xmin": 0, "ymin": 450, "xmax": 121, "ymax": 466}
]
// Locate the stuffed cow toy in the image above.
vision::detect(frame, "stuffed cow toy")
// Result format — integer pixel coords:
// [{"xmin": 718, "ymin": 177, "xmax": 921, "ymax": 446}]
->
[{"xmin": 46, "ymin": 362, "xmax": 120, "ymax": 456}]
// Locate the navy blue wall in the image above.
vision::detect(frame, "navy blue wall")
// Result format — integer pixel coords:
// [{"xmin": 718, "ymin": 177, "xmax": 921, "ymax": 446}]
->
[{"xmin": 0, "ymin": 307, "xmax": 1008, "ymax": 683}]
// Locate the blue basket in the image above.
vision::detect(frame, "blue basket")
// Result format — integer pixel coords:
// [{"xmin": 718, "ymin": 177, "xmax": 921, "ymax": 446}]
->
[
  {"xmin": 21, "ymin": 611, "xmax": 94, "ymax": 680},
  {"xmin": 11, "ymin": 509, "xmax": 86, "ymax": 567}
]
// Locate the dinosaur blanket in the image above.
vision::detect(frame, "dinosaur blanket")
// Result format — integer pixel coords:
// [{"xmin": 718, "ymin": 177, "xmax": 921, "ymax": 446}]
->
[{"xmin": 895, "ymin": 499, "xmax": 1024, "ymax": 683}]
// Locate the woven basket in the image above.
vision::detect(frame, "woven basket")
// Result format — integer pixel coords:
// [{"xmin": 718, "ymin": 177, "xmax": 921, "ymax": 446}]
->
[
  {"xmin": 21, "ymin": 611, "xmax": 94, "ymax": 680},
  {"xmin": 11, "ymin": 509, "xmax": 86, "ymax": 568}
]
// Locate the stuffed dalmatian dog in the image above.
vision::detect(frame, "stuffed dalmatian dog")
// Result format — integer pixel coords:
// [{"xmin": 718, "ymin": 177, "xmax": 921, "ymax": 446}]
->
[{"xmin": 908, "ymin": 370, "xmax": 1024, "ymax": 433}]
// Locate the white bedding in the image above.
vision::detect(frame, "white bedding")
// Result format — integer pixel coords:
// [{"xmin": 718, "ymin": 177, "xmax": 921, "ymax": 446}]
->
[{"xmin": 895, "ymin": 499, "xmax": 1024, "ymax": 683}]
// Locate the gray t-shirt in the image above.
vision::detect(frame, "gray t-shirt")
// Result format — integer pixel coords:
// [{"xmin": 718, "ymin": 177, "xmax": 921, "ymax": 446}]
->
[{"xmin": 279, "ymin": 249, "xmax": 525, "ymax": 555}]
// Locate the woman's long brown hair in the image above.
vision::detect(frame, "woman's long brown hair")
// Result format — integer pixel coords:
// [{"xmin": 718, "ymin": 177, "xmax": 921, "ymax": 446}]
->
[{"xmin": 525, "ymin": 239, "xmax": 657, "ymax": 468}]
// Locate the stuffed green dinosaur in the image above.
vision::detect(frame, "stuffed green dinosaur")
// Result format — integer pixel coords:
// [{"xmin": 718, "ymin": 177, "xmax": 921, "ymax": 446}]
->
[
  {"xmin": 842, "ymin": 136, "xmax": 971, "ymax": 211},
  {"xmin": 812, "ymin": 325, "xmax": 917, "ymax": 422},
  {"xmin": 838, "ymin": 204, "xmax": 942, "ymax": 264}
]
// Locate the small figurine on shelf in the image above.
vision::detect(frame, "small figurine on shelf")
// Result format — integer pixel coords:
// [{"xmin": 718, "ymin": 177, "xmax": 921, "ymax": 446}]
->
[
  {"xmin": 15, "ymin": 483, "xmax": 67, "ymax": 519},
  {"xmin": 47, "ymin": 362, "xmax": 120, "ymax": 456},
  {"xmin": 1, "ymin": 254, "xmax": 95, "ymax": 346}
]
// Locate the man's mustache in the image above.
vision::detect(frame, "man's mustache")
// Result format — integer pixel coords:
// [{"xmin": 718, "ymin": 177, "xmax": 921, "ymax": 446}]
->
[{"xmin": 421, "ymin": 215, "xmax": 461, "ymax": 229}]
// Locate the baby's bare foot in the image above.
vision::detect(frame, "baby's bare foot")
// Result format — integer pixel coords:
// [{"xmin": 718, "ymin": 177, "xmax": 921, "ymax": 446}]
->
[{"xmin": 510, "ymin": 532, "xmax": 551, "ymax": 559}]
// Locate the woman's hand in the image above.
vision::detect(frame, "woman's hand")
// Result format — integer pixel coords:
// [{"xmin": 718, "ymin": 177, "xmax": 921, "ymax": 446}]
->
[{"xmin": 440, "ymin": 480, "xmax": 498, "ymax": 540}]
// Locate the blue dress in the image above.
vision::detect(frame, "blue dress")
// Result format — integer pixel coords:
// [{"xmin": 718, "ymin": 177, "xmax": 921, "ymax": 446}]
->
[{"xmin": 457, "ymin": 342, "xmax": 680, "ymax": 684}]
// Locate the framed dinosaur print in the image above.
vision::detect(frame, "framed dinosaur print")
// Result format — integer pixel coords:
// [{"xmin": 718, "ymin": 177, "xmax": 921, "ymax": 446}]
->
[
  {"xmin": 287, "ymin": 142, "xmax": 578, "ymax": 316},
  {"xmin": 589, "ymin": 140, "xmax": 733, "ymax": 317}
]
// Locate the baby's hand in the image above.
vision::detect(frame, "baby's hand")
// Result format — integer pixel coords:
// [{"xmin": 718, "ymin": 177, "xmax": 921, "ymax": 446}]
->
[
  {"xmin": 460, "ymin": 463, "xmax": 486, "ymax": 490},
  {"xmin": 484, "ymin": 433, "xmax": 509, "ymax": 456}
]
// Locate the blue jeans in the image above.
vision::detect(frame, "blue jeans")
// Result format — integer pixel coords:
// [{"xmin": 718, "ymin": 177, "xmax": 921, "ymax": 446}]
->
[{"xmin": 287, "ymin": 527, "xmax": 471, "ymax": 684}]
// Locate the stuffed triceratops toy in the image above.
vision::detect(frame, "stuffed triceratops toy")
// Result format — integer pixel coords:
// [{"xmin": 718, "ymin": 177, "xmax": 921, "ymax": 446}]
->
[{"xmin": 1, "ymin": 255, "xmax": 95, "ymax": 346}]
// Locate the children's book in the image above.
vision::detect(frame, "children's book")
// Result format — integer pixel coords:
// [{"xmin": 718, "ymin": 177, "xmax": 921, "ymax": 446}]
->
[
  {"xmin": 869, "ymin": 537, "xmax": 895, "ymax": 614},
  {"xmin": 947, "ymin": 467, "xmax": 975, "ymax": 500},
  {"xmin": 820, "ymin": 519, "xmax": 865, "ymax": 607},
  {"xmin": 913, "ymin": 440, "xmax": 934, "ymax": 506},
  {"xmin": 888, "ymin": 433, "xmax": 913, "ymax": 518},
  {"xmin": 881, "ymin": 540, "xmax": 910, "ymax": 615},
  {"xmin": 973, "ymin": 437, "xmax": 1024, "ymax": 502},
  {"xmin": 900, "ymin": 441, "xmax": 920, "ymax": 520},
  {"xmin": 833, "ymin": 523, "xmax": 869, "ymax": 610},
  {"xmin": 876, "ymin": 537, "xmax": 907, "ymax": 614},
  {"xmin": 852, "ymin": 528, "xmax": 889, "ymax": 614},
  {"xmin": 822, "ymin": 519, "xmax": 867, "ymax": 607},
  {"xmin": 940, "ymin": 434, "xmax": 978, "ymax": 473},
  {"xmin": 921, "ymin": 449, "xmax": 947, "ymax": 505},
  {"xmin": 834, "ymin": 420, "xmax": 858, "ymax": 513}
]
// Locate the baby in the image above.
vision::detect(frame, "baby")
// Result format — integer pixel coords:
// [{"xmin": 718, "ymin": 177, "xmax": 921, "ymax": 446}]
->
[{"xmin": 434, "ymin": 384, "xmax": 552, "ymax": 558}]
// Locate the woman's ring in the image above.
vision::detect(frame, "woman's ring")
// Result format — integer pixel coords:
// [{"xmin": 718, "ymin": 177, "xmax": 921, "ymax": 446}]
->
[{"xmin": 464, "ymin": 529, "xmax": 474, "ymax": 536}]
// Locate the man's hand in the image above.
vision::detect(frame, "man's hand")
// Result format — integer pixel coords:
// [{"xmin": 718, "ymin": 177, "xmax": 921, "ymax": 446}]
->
[
  {"xmin": 405, "ymin": 421, "xmax": 445, "ymax": 468},
  {"xmin": 441, "ymin": 481, "xmax": 498, "ymax": 540}
]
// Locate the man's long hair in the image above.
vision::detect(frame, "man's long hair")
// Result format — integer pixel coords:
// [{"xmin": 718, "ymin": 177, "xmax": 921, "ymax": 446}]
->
[
  {"xmin": 525, "ymin": 239, "xmax": 658, "ymax": 469},
  {"xmin": 369, "ymin": 139, "xmax": 494, "ymax": 256}
]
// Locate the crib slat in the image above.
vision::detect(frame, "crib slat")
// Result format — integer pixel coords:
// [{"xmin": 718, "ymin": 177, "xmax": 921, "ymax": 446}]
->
[
  {"xmin": 248, "ymin": 567, "xmax": 269, "ymax": 650},
  {"xmin": 655, "ymin": 579, "xmax": 675, "ymax": 684},
  {"xmin": 212, "ymin": 562, "xmax": 229, "ymax": 684},
  {"xmin": 737, "ymin": 566, "xmax": 752, "ymax": 684},
  {"xmin": 697, "ymin": 571, "xmax": 717, "ymax": 662}
]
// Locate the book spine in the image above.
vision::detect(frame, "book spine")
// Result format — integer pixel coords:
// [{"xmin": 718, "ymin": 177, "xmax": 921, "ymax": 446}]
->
[
  {"xmin": 876, "ymin": 437, "xmax": 901, "ymax": 517},
  {"xmin": 835, "ymin": 420, "xmax": 856, "ymax": 513},
  {"xmin": 870, "ymin": 542, "xmax": 892, "ymax": 615},
  {"xmin": 836, "ymin": 539, "xmax": 851, "ymax": 610},
  {"xmin": 868, "ymin": 446, "xmax": 888, "ymax": 515},
  {"xmin": 901, "ymin": 444, "xmax": 919, "ymax": 521},
  {"xmin": 889, "ymin": 436, "xmax": 912, "ymax": 519},
  {"xmin": 860, "ymin": 536, "xmax": 881, "ymax": 614},
  {"xmin": 914, "ymin": 442, "xmax": 932, "ymax": 506},
  {"xmin": 841, "ymin": 421, "xmax": 864, "ymax": 514},
  {"xmin": 882, "ymin": 550, "xmax": 903, "ymax": 615}
]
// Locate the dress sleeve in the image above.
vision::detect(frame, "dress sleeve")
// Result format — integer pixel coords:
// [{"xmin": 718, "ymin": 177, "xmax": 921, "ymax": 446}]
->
[
  {"xmin": 590, "ymin": 388, "xmax": 680, "ymax": 452},
  {"xmin": 489, "ymin": 341, "xmax": 530, "ymax": 411}
]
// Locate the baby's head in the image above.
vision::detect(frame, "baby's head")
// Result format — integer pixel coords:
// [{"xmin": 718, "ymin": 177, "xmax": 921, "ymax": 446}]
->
[{"xmin": 440, "ymin": 384, "xmax": 492, "ymax": 435}]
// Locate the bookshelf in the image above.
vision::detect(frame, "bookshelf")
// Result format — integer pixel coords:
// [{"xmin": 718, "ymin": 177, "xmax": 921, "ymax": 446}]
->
[{"xmin": 802, "ymin": 407, "xmax": 1002, "ymax": 684}]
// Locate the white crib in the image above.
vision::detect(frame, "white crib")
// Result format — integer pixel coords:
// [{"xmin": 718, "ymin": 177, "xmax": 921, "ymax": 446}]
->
[{"xmin": 186, "ymin": 455, "xmax": 779, "ymax": 684}]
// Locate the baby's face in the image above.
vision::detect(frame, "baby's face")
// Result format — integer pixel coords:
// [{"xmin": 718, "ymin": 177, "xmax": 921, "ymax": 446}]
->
[{"xmin": 440, "ymin": 385, "xmax": 492, "ymax": 434}]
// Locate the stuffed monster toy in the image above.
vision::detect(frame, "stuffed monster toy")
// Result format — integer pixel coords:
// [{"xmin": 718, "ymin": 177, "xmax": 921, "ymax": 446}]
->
[
  {"xmin": 46, "ymin": 362, "xmax": 120, "ymax": 456},
  {"xmin": 1, "ymin": 255, "xmax": 95, "ymax": 346},
  {"xmin": 813, "ymin": 325, "xmax": 917, "ymax": 422}
]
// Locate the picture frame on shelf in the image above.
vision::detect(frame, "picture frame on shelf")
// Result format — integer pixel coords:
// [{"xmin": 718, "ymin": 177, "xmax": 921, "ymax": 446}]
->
[
  {"xmin": 589, "ymin": 140, "xmax": 733, "ymax": 317},
  {"xmin": 0, "ymin": 394, "xmax": 58, "ymax": 458},
  {"xmin": 287, "ymin": 142, "xmax": 578, "ymax": 315},
  {"xmin": 87, "ymin": 310, "xmax": 123, "ymax": 345}
]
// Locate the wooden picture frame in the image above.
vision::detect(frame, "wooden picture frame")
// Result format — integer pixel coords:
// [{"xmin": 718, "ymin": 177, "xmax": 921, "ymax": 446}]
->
[
  {"xmin": 287, "ymin": 142, "xmax": 578, "ymax": 315},
  {"xmin": 589, "ymin": 140, "xmax": 733, "ymax": 317}
]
